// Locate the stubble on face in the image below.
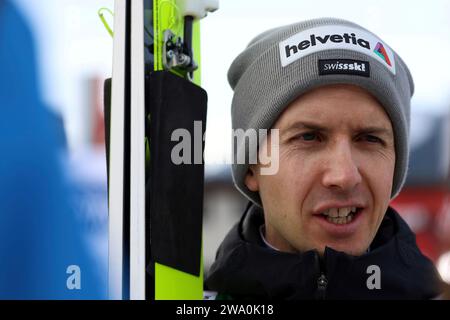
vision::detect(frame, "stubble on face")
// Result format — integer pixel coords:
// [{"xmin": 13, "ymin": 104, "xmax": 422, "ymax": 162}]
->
[{"xmin": 245, "ymin": 84, "xmax": 396, "ymax": 256}]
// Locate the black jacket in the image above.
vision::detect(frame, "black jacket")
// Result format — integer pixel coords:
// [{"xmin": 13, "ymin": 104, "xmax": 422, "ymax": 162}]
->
[{"xmin": 205, "ymin": 203, "xmax": 443, "ymax": 300}]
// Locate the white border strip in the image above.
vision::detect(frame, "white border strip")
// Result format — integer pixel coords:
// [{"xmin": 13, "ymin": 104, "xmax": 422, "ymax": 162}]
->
[
  {"xmin": 129, "ymin": 0, "xmax": 146, "ymax": 300},
  {"xmin": 108, "ymin": 0, "xmax": 127, "ymax": 300}
]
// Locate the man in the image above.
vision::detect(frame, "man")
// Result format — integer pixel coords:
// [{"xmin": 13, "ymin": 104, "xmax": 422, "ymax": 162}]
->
[{"xmin": 205, "ymin": 18, "xmax": 443, "ymax": 299}]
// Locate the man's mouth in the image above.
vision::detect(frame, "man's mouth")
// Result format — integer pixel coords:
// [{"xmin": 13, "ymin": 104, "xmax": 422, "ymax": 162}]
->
[
  {"xmin": 319, "ymin": 207, "xmax": 362, "ymax": 225},
  {"xmin": 312, "ymin": 204, "xmax": 366, "ymax": 237}
]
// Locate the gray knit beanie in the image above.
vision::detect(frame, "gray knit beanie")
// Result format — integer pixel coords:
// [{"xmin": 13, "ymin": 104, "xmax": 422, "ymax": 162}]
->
[{"xmin": 229, "ymin": 17, "xmax": 414, "ymax": 207}]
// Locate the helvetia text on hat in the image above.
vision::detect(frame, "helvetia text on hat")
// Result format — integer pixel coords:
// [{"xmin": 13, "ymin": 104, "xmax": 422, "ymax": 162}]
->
[{"xmin": 285, "ymin": 33, "xmax": 370, "ymax": 58}]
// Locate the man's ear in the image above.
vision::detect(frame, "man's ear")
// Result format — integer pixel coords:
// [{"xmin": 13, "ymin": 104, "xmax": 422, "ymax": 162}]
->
[{"xmin": 244, "ymin": 165, "xmax": 259, "ymax": 192}]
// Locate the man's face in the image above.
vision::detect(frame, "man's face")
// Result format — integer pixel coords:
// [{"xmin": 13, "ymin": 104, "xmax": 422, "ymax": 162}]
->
[{"xmin": 245, "ymin": 84, "xmax": 395, "ymax": 256}]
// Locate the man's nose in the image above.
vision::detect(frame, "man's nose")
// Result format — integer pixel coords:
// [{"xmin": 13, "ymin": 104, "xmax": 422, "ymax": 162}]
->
[{"xmin": 321, "ymin": 141, "xmax": 362, "ymax": 191}]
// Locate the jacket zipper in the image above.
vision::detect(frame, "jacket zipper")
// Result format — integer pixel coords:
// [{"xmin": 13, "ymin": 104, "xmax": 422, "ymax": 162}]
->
[
  {"xmin": 316, "ymin": 273, "xmax": 328, "ymax": 300},
  {"xmin": 315, "ymin": 251, "xmax": 328, "ymax": 300}
]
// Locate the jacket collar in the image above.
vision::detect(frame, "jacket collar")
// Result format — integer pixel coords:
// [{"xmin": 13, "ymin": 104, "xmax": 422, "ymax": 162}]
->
[{"xmin": 206, "ymin": 203, "xmax": 443, "ymax": 299}]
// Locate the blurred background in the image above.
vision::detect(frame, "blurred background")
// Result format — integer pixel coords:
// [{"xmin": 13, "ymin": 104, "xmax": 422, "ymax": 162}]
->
[{"xmin": 1, "ymin": 0, "xmax": 449, "ymax": 298}]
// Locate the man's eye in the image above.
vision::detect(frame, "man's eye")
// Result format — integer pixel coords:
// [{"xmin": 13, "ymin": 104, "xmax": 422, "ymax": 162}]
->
[
  {"xmin": 298, "ymin": 132, "xmax": 319, "ymax": 141},
  {"xmin": 363, "ymin": 135, "xmax": 382, "ymax": 144}
]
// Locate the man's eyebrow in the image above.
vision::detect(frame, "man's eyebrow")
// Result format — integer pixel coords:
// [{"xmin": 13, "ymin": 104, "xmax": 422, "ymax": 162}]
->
[
  {"xmin": 355, "ymin": 126, "xmax": 392, "ymax": 136},
  {"xmin": 281, "ymin": 121, "xmax": 328, "ymax": 135},
  {"xmin": 281, "ymin": 121, "xmax": 392, "ymax": 136}
]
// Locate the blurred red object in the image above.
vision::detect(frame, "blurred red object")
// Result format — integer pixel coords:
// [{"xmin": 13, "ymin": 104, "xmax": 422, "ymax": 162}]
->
[{"xmin": 391, "ymin": 187, "xmax": 450, "ymax": 262}]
